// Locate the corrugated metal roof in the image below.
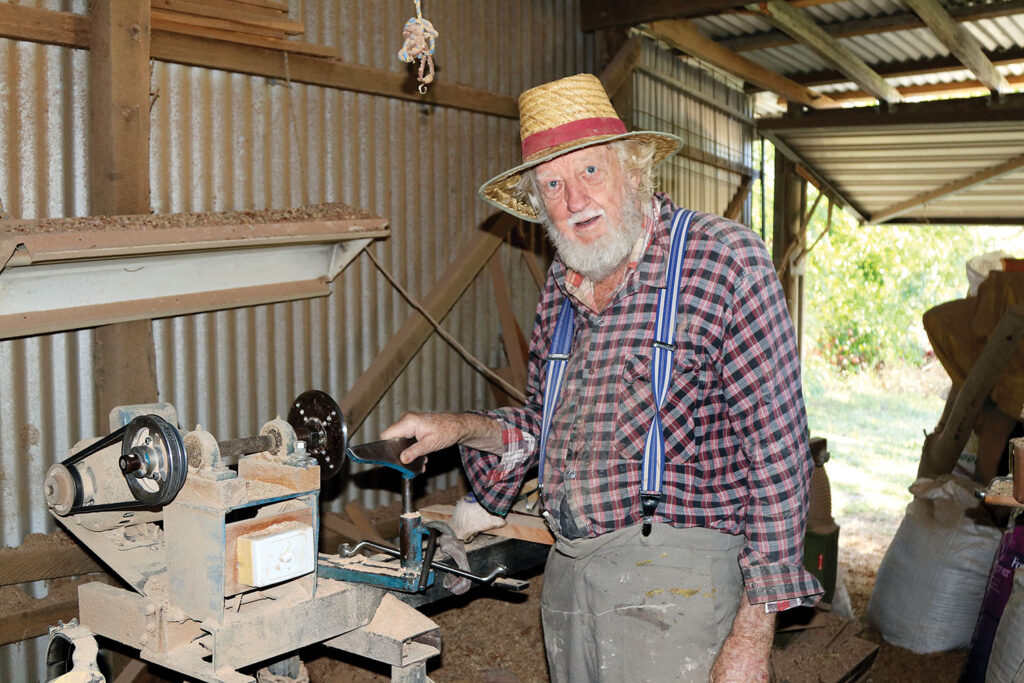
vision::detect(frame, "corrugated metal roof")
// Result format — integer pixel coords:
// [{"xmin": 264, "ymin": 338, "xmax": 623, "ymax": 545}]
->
[{"xmin": 763, "ymin": 113, "xmax": 1024, "ymax": 224}]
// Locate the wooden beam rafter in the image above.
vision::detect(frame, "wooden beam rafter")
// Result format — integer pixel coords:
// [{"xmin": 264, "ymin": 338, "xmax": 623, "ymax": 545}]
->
[
  {"xmin": 646, "ymin": 19, "xmax": 835, "ymax": 109},
  {"xmin": 599, "ymin": 35, "xmax": 643, "ymax": 97},
  {"xmin": 580, "ymin": 1, "xmax": 751, "ymax": 32},
  {"xmin": 758, "ymin": 92, "xmax": 1024, "ymax": 129},
  {"xmin": 0, "ymin": 3, "xmax": 518, "ymax": 120},
  {"xmin": 904, "ymin": 0, "xmax": 1011, "ymax": 94},
  {"xmin": 721, "ymin": 0, "xmax": 1024, "ymax": 52},
  {"xmin": 746, "ymin": 0, "xmax": 902, "ymax": 103},
  {"xmin": 868, "ymin": 153, "xmax": 1024, "ymax": 224},
  {"xmin": 773, "ymin": 47, "xmax": 1024, "ymax": 89},
  {"xmin": 819, "ymin": 72, "xmax": 1024, "ymax": 105}
]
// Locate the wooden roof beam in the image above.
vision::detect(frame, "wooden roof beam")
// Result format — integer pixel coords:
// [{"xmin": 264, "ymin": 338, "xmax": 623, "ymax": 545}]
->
[
  {"xmin": 821, "ymin": 72, "xmax": 1024, "ymax": 105},
  {"xmin": 868, "ymin": 153, "xmax": 1024, "ymax": 224},
  {"xmin": 580, "ymin": 1, "xmax": 751, "ymax": 32},
  {"xmin": 904, "ymin": 0, "xmax": 1011, "ymax": 94},
  {"xmin": 746, "ymin": 1, "xmax": 902, "ymax": 103},
  {"xmin": 767, "ymin": 48, "xmax": 1024, "ymax": 89},
  {"xmin": 757, "ymin": 92, "xmax": 1024, "ymax": 128},
  {"xmin": 721, "ymin": 0, "xmax": 1024, "ymax": 52},
  {"xmin": 645, "ymin": 19, "xmax": 835, "ymax": 109}
]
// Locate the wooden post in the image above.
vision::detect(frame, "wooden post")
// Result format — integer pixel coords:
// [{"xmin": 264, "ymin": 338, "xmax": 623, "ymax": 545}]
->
[
  {"xmin": 89, "ymin": 1, "xmax": 159, "ymax": 423},
  {"xmin": 773, "ymin": 148, "xmax": 805, "ymax": 349}
]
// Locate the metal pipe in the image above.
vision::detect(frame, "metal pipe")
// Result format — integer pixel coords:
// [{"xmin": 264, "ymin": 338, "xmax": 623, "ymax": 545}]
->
[{"xmin": 216, "ymin": 434, "xmax": 275, "ymax": 459}]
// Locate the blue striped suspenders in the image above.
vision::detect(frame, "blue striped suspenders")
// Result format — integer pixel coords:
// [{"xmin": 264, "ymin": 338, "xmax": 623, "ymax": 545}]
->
[{"xmin": 537, "ymin": 208, "xmax": 694, "ymax": 537}]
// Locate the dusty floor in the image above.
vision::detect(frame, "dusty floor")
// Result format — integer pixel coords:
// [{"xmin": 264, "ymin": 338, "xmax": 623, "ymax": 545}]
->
[{"xmin": 304, "ymin": 520, "xmax": 970, "ymax": 682}]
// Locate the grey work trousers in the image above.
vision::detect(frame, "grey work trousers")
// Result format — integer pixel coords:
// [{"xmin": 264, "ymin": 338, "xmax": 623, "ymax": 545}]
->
[{"xmin": 540, "ymin": 523, "xmax": 745, "ymax": 682}]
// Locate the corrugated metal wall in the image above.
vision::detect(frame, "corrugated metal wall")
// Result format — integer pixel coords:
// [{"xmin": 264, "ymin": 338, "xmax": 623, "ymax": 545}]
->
[
  {"xmin": 634, "ymin": 39, "xmax": 755, "ymax": 221},
  {"xmin": 0, "ymin": 4, "xmax": 752, "ymax": 678}
]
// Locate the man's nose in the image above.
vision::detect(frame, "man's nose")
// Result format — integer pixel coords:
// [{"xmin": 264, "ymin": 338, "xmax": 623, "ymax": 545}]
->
[{"xmin": 564, "ymin": 178, "xmax": 589, "ymax": 214}]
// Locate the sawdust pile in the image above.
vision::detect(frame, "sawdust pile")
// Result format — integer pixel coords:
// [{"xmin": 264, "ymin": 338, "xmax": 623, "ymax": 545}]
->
[{"xmin": 0, "ymin": 203, "xmax": 378, "ymax": 236}]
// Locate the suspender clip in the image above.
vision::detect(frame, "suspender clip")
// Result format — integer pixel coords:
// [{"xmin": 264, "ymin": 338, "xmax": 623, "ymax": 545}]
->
[
  {"xmin": 639, "ymin": 492, "xmax": 662, "ymax": 537},
  {"xmin": 653, "ymin": 340, "xmax": 676, "ymax": 352},
  {"xmin": 547, "ymin": 352, "xmax": 570, "ymax": 361}
]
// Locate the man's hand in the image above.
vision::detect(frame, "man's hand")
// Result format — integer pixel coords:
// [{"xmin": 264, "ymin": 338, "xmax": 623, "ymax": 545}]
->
[
  {"xmin": 381, "ymin": 412, "xmax": 503, "ymax": 464},
  {"xmin": 710, "ymin": 592, "xmax": 776, "ymax": 682}
]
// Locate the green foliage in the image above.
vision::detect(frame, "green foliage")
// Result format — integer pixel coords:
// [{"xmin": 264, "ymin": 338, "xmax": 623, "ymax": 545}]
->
[
  {"xmin": 749, "ymin": 140, "xmax": 1024, "ymax": 372},
  {"xmin": 802, "ymin": 193, "xmax": 1024, "ymax": 371}
]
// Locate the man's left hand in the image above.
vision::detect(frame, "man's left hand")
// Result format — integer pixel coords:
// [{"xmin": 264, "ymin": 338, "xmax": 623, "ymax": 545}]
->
[{"xmin": 710, "ymin": 592, "xmax": 775, "ymax": 682}]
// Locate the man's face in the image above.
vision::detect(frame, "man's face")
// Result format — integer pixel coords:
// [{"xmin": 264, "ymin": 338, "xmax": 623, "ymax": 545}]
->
[{"xmin": 533, "ymin": 144, "xmax": 644, "ymax": 282}]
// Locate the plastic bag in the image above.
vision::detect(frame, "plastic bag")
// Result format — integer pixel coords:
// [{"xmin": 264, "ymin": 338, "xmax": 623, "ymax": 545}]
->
[{"xmin": 866, "ymin": 477, "xmax": 1002, "ymax": 653}]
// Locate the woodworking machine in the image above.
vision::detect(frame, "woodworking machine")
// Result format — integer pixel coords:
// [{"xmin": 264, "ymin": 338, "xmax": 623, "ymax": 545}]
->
[{"xmin": 42, "ymin": 391, "xmax": 520, "ymax": 683}]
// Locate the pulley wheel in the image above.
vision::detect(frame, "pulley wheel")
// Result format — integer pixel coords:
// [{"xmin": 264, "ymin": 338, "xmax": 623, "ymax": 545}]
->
[
  {"xmin": 119, "ymin": 415, "xmax": 187, "ymax": 506},
  {"xmin": 288, "ymin": 390, "xmax": 347, "ymax": 480}
]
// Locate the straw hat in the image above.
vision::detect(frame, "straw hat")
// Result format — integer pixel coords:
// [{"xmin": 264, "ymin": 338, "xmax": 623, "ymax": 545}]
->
[{"xmin": 478, "ymin": 73, "xmax": 682, "ymax": 222}]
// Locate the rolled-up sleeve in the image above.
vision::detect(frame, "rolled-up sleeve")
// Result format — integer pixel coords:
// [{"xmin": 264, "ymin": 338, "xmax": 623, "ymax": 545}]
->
[
  {"xmin": 720, "ymin": 261, "xmax": 824, "ymax": 609},
  {"xmin": 460, "ymin": 272, "xmax": 562, "ymax": 515}
]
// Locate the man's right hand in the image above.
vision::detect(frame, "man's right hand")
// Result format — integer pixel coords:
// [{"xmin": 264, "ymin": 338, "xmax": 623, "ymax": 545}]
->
[{"xmin": 381, "ymin": 412, "xmax": 503, "ymax": 464}]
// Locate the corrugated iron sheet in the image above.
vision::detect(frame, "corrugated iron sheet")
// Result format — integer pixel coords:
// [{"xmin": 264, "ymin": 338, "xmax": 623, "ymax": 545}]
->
[
  {"xmin": 635, "ymin": 39, "xmax": 755, "ymax": 220},
  {"xmin": 695, "ymin": 0, "xmax": 1024, "ymax": 94},
  {"xmin": 779, "ymin": 121, "xmax": 1024, "ymax": 223},
  {"xmin": 0, "ymin": 3, "xmax": 748, "ymax": 678}
]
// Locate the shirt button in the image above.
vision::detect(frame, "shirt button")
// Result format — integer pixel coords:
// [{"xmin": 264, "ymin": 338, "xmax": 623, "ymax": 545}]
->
[{"xmin": 567, "ymin": 470, "xmax": 576, "ymax": 479}]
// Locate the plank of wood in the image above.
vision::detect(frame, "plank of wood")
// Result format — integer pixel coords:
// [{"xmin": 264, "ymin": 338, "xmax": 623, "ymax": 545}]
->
[
  {"xmin": 229, "ymin": 0, "xmax": 290, "ymax": 12},
  {"xmin": 420, "ymin": 504, "xmax": 554, "ymax": 545},
  {"xmin": 151, "ymin": 8, "xmax": 290, "ymax": 39},
  {"xmin": 723, "ymin": 174, "xmax": 753, "ymax": 221},
  {"xmin": 488, "ymin": 257, "xmax": 529, "ymax": 391},
  {"xmin": 901, "ymin": 0, "xmax": 1009, "ymax": 94},
  {"xmin": 599, "ymin": 35, "xmax": 643, "ymax": 98},
  {"xmin": 0, "ymin": 578, "xmax": 92, "ymax": 646},
  {"xmin": 154, "ymin": 0, "xmax": 304, "ymax": 33},
  {"xmin": 722, "ymin": 0, "xmax": 1024, "ymax": 53},
  {"xmin": 344, "ymin": 501, "xmax": 388, "ymax": 546},
  {"xmin": 339, "ymin": 214, "xmax": 517, "ymax": 435},
  {"xmin": 646, "ymin": 19, "xmax": 835, "ymax": 109},
  {"xmin": 90, "ymin": 1, "xmax": 160, "ymax": 413},
  {"xmin": 174, "ymin": 0, "xmax": 285, "ymax": 18},
  {"xmin": 152, "ymin": 18, "xmax": 337, "ymax": 57},
  {"xmin": 321, "ymin": 511, "xmax": 369, "ymax": 542},
  {"xmin": 0, "ymin": 4, "xmax": 519, "ymax": 120},
  {"xmin": 748, "ymin": 1, "xmax": 902, "ymax": 103},
  {"xmin": 870, "ymin": 152, "xmax": 1024, "ymax": 224},
  {"xmin": 0, "ymin": 1, "xmax": 89, "ymax": 48},
  {"xmin": 580, "ymin": 1, "xmax": 751, "ymax": 32},
  {"xmin": 112, "ymin": 658, "xmax": 148, "ymax": 683},
  {"xmin": 0, "ymin": 532, "xmax": 103, "ymax": 587}
]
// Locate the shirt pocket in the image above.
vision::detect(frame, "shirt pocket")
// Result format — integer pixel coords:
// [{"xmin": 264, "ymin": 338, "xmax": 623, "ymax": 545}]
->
[{"xmin": 615, "ymin": 348, "xmax": 707, "ymax": 464}]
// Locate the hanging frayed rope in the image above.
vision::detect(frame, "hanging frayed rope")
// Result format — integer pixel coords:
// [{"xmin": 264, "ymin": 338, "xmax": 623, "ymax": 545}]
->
[{"xmin": 397, "ymin": 0, "xmax": 438, "ymax": 94}]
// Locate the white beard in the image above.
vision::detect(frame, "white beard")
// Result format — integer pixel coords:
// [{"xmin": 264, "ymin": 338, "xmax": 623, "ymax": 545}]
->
[{"xmin": 544, "ymin": 187, "xmax": 645, "ymax": 282}]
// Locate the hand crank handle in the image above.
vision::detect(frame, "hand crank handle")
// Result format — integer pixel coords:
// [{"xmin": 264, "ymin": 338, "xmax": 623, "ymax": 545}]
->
[{"xmin": 339, "ymin": 540, "xmax": 523, "ymax": 589}]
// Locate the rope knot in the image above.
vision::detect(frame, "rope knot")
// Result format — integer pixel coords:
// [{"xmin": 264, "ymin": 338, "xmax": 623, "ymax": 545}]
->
[{"xmin": 397, "ymin": 1, "xmax": 438, "ymax": 92}]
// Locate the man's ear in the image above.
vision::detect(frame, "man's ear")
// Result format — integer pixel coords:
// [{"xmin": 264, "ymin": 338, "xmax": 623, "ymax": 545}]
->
[{"xmin": 629, "ymin": 169, "xmax": 642, "ymax": 192}]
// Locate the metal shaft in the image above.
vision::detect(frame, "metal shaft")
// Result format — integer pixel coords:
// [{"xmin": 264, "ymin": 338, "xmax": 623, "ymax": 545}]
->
[{"xmin": 216, "ymin": 434, "xmax": 275, "ymax": 460}]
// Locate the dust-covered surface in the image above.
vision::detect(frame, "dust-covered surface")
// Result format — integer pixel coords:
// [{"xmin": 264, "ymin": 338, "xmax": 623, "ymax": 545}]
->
[{"xmin": 0, "ymin": 203, "xmax": 380, "ymax": 236}]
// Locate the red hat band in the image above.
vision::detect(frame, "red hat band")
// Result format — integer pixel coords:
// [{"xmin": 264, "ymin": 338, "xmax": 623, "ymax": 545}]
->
[{"xmin": 521, "ymin": 116, "xmax": 627, "ymax": 161}]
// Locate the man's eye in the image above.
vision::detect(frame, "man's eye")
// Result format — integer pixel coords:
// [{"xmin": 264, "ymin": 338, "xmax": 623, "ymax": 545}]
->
[
  {"xmin": 546, "ymin": 180, "xmax": 560, "ymax": 190},
  {"xmin": 585, "ymin": 165, "xmax": 597, "ymax": 175}
]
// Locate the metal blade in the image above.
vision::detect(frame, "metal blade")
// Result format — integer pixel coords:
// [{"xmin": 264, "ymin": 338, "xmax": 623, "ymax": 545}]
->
[{"xmin": 345, "ymin": 437, "xmax": 424, "ymax": 477}]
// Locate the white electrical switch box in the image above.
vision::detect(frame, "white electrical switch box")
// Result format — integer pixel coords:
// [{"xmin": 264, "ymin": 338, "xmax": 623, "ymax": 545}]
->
[{"xmin": 237, "ymin": 521, "xmax": 315, "ymax": 587}]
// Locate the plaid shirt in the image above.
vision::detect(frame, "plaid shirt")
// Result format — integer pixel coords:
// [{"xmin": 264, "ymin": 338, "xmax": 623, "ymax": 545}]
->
[{"xmin": 461, "ymin": 193, "xmax": 823, "ymax": 608}]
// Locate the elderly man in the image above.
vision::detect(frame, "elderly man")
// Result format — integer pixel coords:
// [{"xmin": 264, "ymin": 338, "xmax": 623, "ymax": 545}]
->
[{"xmin": 384, "ymin": 73, "xmax": 822, "ymax": 681}]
